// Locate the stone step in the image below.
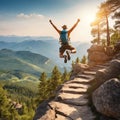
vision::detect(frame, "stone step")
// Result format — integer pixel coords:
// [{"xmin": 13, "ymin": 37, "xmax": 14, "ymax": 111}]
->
[
  {"xmin": 60, "ymin": 89, "xmax": 87, "ymax": 94},
  {"xmin": 67, "ymin": 78, "xmax": 94, "ymax": 85},
  {"xmin": 49, "ymin": 101, "xmax": 95, "ymax": 120},
  {"xmin": 94, "ymin": 64, "xmax": 108, "ymax": 68},
  {"xmin": 56, "ymin": 93, "xmax": 88, "ymax": 106},
  {"xmin": 76, "ymin": 74, "xmax": 95, "ymax": 80},
  {"xmin": 88, "ymin": 67, "xmax": 100, "ymax": 71},
  {"xmin": 64, "ymin": 83, "xmax": 90, "ymax": 89},
  {"xmin": 89, "ymin": 66, "xmax": 107, "ymax": 72},
  {"xmin": 103, "ymin": 62, "xmax": 110, "ymax": 66},
  {"xmin": 83, "ymin": 71, "xmax": 96, "ymax": 75},
  {"xmin": 55, "ymin": 114, "xmax": 71, "ymax": 120},
  {"xmin": 60, "ymin": 87, "xmax": 87, "ymax": 94}
]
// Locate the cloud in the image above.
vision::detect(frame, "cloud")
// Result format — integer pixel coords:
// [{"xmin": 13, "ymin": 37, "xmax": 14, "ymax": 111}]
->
[{"xmin": 17, "ymin": 13, "xmax": 45, "ymax": 20}]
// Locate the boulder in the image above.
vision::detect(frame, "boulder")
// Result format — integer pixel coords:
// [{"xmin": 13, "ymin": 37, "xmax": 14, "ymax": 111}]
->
[
  {"xmin": 87, "ymin": 45, "xmax": 110, "ymax": 66},
  {"xmin": 114, "ymin": 41, "xmax": 120, "ymax": 54},
  {"xmin": 114, "ymin": 52, "xmax": 120, "ymax": 60},
  {"xmin": 72, "ymin": 63, "xmax": 89, "ymax": 75},
  {"xmin": 95, "ymin": 59, "xmax": 120, "ymax": 84},
  {"xmin": 92, "ymin": 78, "xmax": 120, "ymax": 119},
  {"xmin": 33, "ymin": 100, "xmax": 56, "ymax": 120},
  {"xmin": 88, "ymin": 52, "xmax": 109, "ymax": 62},
  {"xmin": 87, "ymin": 45, "xmax": 105, "ymax": 53},
  {"xmin": 105, "ymin": 46, "xmax": 114, "ymax": 56}
]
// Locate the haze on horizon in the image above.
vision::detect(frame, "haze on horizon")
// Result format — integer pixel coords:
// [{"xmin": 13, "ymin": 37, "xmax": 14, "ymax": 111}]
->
[{"xmin": 0, "ymin": 0, "xmax": 104, "ymax": 43}]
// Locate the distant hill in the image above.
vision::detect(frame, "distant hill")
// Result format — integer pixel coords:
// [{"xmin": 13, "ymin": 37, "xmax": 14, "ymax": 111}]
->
[
  {"xmin": 0, "ymin": 40, "xmax": 59, "ymax": 60},
  {"xmin": 0, "ymin": 49, "xmax": 55, "ymax": 77},
  {"xmin": 0, "ymin": 37, "xmax": 91, "ymax": 68},
  {"xmin": 0, "ymin": 70, "xmax": 38, "ymax": 82},
  {"xmin": 0, "ymin": 35, "xmax": 55, "ymax": 42}
]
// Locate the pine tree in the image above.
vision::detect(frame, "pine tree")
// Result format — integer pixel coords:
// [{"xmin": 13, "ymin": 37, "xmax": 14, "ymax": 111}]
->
[
  {"xmin": 71, "ymin": 60, "xmax": 75, "ymax": 69},
  {"xmin": 21, "ymin": 103, "xmax": 28, "ymax": 115},
  {"xmin": 75, "ymin": 57, "xmax": 80, "ymax": 64},
  {"xmin": 0, "ymin": 84, "xmax": 19, "ymax": 120},
  {"xmin": 49, "ymin": 66, "xmax": 62, "ymax": 95},
  {"xmin": 62, "ymin": 67, "xmax": 70, "ymax": 82},
  {"xmin": 0, "ymin": 84, "xmax": 10, "ymax": 119},
  {"xmin": 38, "ymin": 72, "xmax": 49, "ymax": 102},
  {"xmin": 81, "ymin": 55, "xmax": 87, "ymax": 64}
]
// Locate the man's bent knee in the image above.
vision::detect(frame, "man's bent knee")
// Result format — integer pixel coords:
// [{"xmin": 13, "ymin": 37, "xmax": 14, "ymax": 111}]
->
[
  {"xmin": 71, "ymin": 49, "xmax": 76, "ymax": 53},
  {"xmin": 59, "ymin": 54, "xmax": 64, "ymax": 58}
]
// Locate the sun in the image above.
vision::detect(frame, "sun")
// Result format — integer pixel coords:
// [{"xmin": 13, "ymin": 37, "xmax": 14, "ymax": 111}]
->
[{"xmin": 83, "ymin": 14, "xmax": 96, "ymax": 24}]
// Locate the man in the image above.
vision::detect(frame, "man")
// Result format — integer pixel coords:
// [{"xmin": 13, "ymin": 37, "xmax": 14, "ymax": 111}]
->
[{"xmin": 49, "ymin": 19, "xmax": 80, "ymax": 63}]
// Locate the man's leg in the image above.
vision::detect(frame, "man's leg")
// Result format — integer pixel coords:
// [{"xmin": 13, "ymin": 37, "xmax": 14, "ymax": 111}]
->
[
  {"xmin": 71, "ymin": 48, "xmax": 76, "ymax": 53},
  {"xmin": 59, "ymin": 45, "xmax": 68, "ymax": 63},
  {"xmin": 67, "ymin": 45, "xmax": 76, "ymax": 54},
  {"xmin": 59, "ymin": 53, "xmax": 67, "ymax": 63},
  {"xmin": 59, "ymin": 53, "xmax": 64, "ymax": 58},
  {"xmin": 66, "ymin": 51, "xmax": 71, "ymax": 60}
]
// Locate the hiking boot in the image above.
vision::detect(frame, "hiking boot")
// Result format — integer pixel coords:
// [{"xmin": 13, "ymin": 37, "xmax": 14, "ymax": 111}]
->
[
  {"xmin": 66, "ymin": 51, "xmax": 71, "ymax": 60},
  {"xmin": 64, "ymin": 55, "xmax": 67, "ymax": 63}
]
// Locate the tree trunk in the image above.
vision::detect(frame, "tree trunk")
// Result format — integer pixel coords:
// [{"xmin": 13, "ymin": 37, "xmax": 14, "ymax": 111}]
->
[
  {"xmin": 97, "ymin": 24, "xmax": 100, "ymax": 44},
  {"xmin": 106, "ymin": 15, "xmax": 110, "ymax": 46}
]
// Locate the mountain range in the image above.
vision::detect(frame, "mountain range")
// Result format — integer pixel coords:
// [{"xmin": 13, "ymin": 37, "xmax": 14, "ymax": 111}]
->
[
  {"xmin": 0, "ymin": 49, "xmax": 55, "ymax": 77},
  {"xmin": 0, "ymin": 36, "xmax": 91, "ymax": 68}
]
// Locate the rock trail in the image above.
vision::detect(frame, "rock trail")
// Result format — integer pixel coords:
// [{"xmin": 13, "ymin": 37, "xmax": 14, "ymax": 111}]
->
[
  {"xmin": 48, "ymin": 63, "xmax": 110, "ymax": 120},
  {"xmin": 33, "ymin": 62, "xmax": 112, "ymax": 120}
]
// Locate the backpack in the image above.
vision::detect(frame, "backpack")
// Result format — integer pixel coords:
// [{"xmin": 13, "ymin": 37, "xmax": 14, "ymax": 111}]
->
[{"xmin": 59, "ymin": 30, "xmax": 69, "ymax": 44}]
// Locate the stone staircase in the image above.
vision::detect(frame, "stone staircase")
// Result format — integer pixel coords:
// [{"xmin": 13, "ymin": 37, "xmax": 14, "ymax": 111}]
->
[
  {"xmin": 34, "ymin": 61, "xmax": 112, "ymax": 120},
  {"xmin": 47, "ymin": 63, "xmax": 111, "ymax": 120}
]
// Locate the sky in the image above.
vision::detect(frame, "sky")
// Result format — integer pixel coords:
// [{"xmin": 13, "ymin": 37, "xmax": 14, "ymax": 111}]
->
[{"xmin": 0, "ymin": 0, "xmax": 105, "ymax": 43}]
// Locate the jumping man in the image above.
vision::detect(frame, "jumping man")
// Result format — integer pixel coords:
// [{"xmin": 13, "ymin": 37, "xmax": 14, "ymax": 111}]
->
[{"xmin": 49, "ymin": 19, "xmax": 80, "ymax": 63}]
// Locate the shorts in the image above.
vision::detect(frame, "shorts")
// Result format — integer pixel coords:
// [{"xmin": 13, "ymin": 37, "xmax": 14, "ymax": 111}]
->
[{"xmin": 59, "ymin": 43, "xmax": 75, "ymax": 55}]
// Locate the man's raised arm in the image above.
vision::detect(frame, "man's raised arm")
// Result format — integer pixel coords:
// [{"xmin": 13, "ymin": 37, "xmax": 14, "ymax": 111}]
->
[
  {"xmin": 68, "ymin": 19, "xmax": 80, "ymax": 34},
  {"xmin": 49, "ymin": 20, "xmax": 60, "ymax": 34}
]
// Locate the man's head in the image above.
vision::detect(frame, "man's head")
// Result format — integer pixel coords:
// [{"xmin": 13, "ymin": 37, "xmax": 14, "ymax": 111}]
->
[{"xmin": 62, "ymin": 25, "xmax": 67, "ymax": 30}]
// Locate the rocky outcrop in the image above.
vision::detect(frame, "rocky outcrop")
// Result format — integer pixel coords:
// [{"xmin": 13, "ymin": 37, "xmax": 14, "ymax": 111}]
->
[
  {"xmin": 72, "ymin": 63, "xmax": 89, "ymax": 75},
  {"xmin": 33, "ymin": 100, "xmax": 56, "ymax": 120},
  {"xmin": 87, "ymin": 45, "xmax": 110, "ymax": 66},
  {"xmin": 114, "ymin": 41, "xmax": 120, "ymax": 54},
  {"xmin": 95, "ymin": 59, "xmax": 120, "ymax": 84},
  {"xmin": 92, "ymin": 78, "xmax": 120, "ymax": 119},
  {"xmin": 92, "ymin": 53, "xmax": 120, "ymax": 119}
]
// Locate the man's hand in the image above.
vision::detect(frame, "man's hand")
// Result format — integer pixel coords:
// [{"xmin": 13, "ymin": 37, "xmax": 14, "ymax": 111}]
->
[
  {"xmin": 49, "ymin": 19, "xmax": 52, "ymax": 24},
  {"xmin": 77, "ymin": 19, "xmax": 80, "ymax": 22}
]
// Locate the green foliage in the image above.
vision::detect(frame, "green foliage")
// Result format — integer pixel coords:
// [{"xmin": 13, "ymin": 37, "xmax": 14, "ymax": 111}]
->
[
  {"xmin": 0, "ymin": 49, "xmax": 55, "ymax": 76},
  {"xmin": 71, "ymin": 60, "xmax": 75, "ymax": 68},
  {"xmin": 50, "ymin": 66, "xmax": 62, "ymax": 89},
  {"xmin": 75, "ymin": 57, "xmax": 80, "ymax": 64},
  {"xmin": 0, "ymin": 70, "xmax": 39, "ymax": 82},
  {"xmin": 81, "ymin": 55, "xmax": 87, "ymax": 64},
  {"xmin": 38, "ymin": 72, "xmax": 50, "ymax": 102},
  {"xmin": 0, "ymin": 80, "xmax": 37, "ymax": 120},
  {"xmin": 37, "ymin": 66, "xmax": 70, "ymax": 103},
  {"xmin": 110, "ymin": 30, "xmax": 120, "ymax": 45},
  {"xmin": 90, "ymin": 0, "xmax": 120, "ymax": 46},
  {"xmin": 2, "ymin": 81, "xmax": 38, "ymax": 103},
  {"xmin": 0, "ymin": 84, "xmax": 20, "ymax": 120},
  {"xmin": 61, "ymin": 68, "xmax": 70, "ymax": 82},
  {"xmin": 0, "ymin": 64, "xmax": 70, "ymax": 119},
  {"xmin": 74, "ymin": 56, "xmax": 87, "ymax": 64}
]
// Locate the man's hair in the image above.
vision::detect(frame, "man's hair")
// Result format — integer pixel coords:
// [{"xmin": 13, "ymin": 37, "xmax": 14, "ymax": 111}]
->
[{"xmin": 62, "ymin": 25, "xmax": 67, "ymax": 29}]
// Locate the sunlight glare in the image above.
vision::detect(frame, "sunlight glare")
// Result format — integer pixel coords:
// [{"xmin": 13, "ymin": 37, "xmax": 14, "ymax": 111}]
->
[{"xmin": 82, "ymin": 14, "xmax": 96, "ymax": 25}]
